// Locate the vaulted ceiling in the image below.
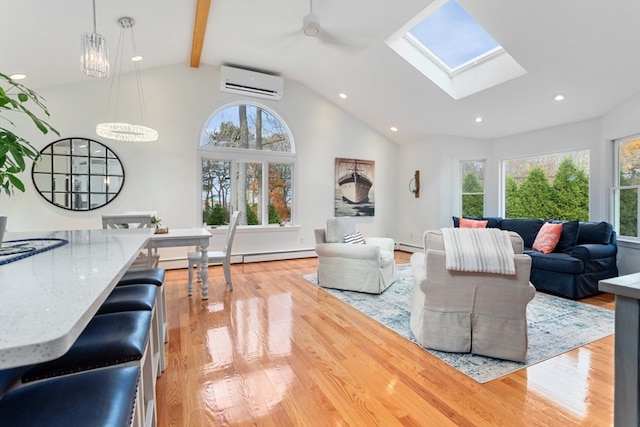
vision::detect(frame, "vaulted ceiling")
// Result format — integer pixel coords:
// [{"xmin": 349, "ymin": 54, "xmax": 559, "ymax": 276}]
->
[{"xmin": 1, "ymin": 0, "xmax": 638, "ymax": 144}]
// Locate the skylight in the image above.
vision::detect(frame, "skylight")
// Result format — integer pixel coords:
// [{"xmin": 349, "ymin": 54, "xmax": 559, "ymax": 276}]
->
[
  {"xmin": 408, "ymin": 0, "xmax": 501, "ymax": 71},
  {"xmin": 385, "ymin": 0, "xmax": 527, "ymax": 100}
]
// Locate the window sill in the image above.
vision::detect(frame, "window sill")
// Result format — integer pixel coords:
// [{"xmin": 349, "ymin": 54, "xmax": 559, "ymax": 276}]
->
[{"xmin": 205, "ymin": 224, "xmax": 300, "ymax": 235}]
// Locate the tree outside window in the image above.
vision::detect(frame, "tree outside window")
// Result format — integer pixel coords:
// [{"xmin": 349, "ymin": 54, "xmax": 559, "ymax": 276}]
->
[
  {"xmin": 503, "ymin": 150, "xmax": 589, "ymax": 220},
  {"xmin": 200, "ymin": 103, "xmax": 294, "ymax": 226},
  {"xmin": 613, "ymin": 136, "xmax": 640, "ymax": 239},
  {"xmin": 461, "ymin": 160, "xmax": 484, "ymax": 217}
]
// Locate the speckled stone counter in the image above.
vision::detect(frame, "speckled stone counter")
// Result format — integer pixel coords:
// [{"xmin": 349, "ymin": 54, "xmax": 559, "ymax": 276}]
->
[
  {"xmin": 0, "ymin": 228, "xmax": 153, "ymax": 369},
  {"xmin": 599, "ymin": 273, "xmax": 640, "ymax": 427}
]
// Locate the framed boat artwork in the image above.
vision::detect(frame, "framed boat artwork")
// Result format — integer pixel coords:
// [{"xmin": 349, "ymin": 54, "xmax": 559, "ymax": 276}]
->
[{"xmin": 334, "ymin": 157, "xmax": 375, "ymax": 217}]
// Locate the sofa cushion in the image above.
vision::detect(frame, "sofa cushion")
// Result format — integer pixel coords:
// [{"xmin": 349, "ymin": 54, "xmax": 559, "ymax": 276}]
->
[
  {"xmin": 577, "ymin": 221, "xmax": 613, "ymax": 245},
  {"xmin": 525, "ymin": 250, "xmax": 584, "ymax": 274},
  {"xmin": 549, "ymin": 220, "xmax": 580, "ymax": 254},
  {"xmin": 459, "ymin": 218, "xmax": 488, "ymax": 228},
  {"xmin": 500, "ymin": 218, "xmax": 544, "ymax": 248},
  {"xmin": 532, "ymin": 222, "xmax": 563, "ymax": 253}
]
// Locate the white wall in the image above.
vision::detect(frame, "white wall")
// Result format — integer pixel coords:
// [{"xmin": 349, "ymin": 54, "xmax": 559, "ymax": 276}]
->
[
  {"xmin": 396, "ymin": 135, "xmax": 489, "ymax": 248},
  {"xmin": 0, "ymin": 64, "xmax": 399, "ymax": 263}
]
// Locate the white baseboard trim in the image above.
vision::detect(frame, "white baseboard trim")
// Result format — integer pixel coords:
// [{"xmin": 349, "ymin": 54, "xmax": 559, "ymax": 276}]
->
[
  {"xmin": 396, "ymin": 242, "xmax": 423, "ymax": 253},
  {"xmin": 158, "ymin": 249, "xmax": 318, "ymax": 270}
]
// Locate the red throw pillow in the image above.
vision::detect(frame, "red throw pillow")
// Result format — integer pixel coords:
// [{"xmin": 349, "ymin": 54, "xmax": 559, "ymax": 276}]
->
[
  {"xmin": 459, "ymin": 218, "xmax": 488, "ymax": 228},
  {"xmin": 532, "ymin": 222, "xmax": 563, "ymax": 253}
]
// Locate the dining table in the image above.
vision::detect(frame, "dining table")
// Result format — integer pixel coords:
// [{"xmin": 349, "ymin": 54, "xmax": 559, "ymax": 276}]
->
[
  {"xmin": 147, "ymin": 228, "xmax": 213, "ymax": 299},
  {"xmin": 0, "ymin": 228, "xmax": 154, "ymax": 370}
]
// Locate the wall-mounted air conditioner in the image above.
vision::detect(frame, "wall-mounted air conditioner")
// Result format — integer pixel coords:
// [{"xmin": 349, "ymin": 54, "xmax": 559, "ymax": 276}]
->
[{"xmin": 220, "ymin": 65, "xmax": 284, "ymax": 100}]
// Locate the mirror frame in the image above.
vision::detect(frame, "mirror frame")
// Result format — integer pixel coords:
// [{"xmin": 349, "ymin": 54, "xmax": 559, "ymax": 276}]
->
[{"xmin": 31, "ymin": 137, "xmax": 125, "ymax": 211}]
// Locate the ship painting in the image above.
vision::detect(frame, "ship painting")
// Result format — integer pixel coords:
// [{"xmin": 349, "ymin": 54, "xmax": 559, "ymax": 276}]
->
[{"xmin": 335, "ymin": 158, "xmax": 374, "ymax": 205}]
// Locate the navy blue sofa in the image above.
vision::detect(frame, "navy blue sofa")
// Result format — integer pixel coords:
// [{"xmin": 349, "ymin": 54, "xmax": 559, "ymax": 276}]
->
[{"xmin": 453, "ymin": 217, "xmax": 619, "ymax": 299}]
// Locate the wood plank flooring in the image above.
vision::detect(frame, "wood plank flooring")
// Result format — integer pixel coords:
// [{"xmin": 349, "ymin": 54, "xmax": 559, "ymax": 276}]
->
[{"xmin": 155, "ymin": 252, "xmax": 615, "ymax": 426}]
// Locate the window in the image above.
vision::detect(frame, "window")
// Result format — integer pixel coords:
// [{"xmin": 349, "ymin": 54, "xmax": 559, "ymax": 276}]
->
[
  {"xmin": 503, "ymin": 150, "xmax": 590, "ymax": 220},
  {"xmin": 612, "ymin": 135, "xmax": 640, "ymax": 240},
  {"xmin": 385, "ymin": 0, "xmax": 526, "ymax": 99},
  {"xmin": 408, "ymin": 0, "xmax": 500, "ymax": 71},
  {"xmin": 461, "ymin": 160, "xmax": 485, "ymax": 217},
  {"xmin": 199, "ymin": 103, "xmax": 295, "ymax": 226}
]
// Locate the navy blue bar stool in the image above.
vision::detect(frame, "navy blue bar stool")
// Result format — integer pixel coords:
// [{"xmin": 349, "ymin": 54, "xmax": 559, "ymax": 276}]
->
[
  {"xmin": 118, "ymin": 268, "xmax": 168, "ymax": 372},
  {"xmin": 97, "ymin": 284, "xmax": 162, "ymax": 377},
  {"xmin": 0, "ymin": 366, "xmax": 140, "ymax": 427},
  {"xmin": 21, "ymin": 311, "xmax": 156, "ymax": 427}
]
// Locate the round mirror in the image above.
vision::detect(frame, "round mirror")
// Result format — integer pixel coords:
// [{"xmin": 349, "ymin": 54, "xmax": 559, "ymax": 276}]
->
[{"xmin": 31, "ymin": 137, "xmax": 125, "ymax": 211}]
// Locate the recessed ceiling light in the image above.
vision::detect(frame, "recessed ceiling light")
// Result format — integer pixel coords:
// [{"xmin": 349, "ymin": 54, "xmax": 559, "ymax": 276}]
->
[
  {"xmin": 9, "ymin": 73, "xmax": 27, "ymax": 80},
  {"xmin": 554, "ymin": 94, "xmax": 565, "ymax": 101},
  {"xmin": 390, "ymin": 126, "xmax": 398, "ymax": 132},
  {"xmin": 339, "ymin": 93, "xmax": 347, "ymax": 99},
  {"xmin": 474, "ymin": 116, "xmax": 483, "ymax": 123},
  {"xmin": 130, "ymin": 55, "xmax": 144, "ymax": 62}
]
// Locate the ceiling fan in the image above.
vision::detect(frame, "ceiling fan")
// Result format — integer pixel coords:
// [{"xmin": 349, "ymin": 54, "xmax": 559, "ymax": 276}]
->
[{"xmin": 296, "ymin": 0, "xmax": 363, "ymax": 52}]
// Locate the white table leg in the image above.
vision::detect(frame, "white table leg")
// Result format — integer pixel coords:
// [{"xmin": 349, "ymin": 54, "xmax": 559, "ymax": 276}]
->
[{"xmin": 200, "ymin": 244, "xmax": 209, "ymax": 299}]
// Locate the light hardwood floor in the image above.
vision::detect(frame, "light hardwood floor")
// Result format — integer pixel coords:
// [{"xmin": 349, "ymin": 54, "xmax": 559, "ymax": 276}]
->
[{"xmin": 156, "ymin": 252, "xmax": 615, "ymax": 426}]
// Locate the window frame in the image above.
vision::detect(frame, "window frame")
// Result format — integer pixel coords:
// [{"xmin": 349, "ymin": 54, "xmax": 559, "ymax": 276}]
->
[
  {"xmin": 500, "ymin": 149, "xmax": 590, "ymax": 220},
  {"xmin": 611, "ymin": 134, "xmax": 640, "ymax": 242},
  {"xmin": 197, "ymin": 101, "xmax": 297, "ymax": 228},
  {"xmin": 459, "ymin": 159, "xmax": 486, "ymax": 217}
]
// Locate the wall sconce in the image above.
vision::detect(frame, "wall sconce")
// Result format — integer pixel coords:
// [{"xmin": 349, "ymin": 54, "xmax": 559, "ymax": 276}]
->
[{"xmin": 409, "ymin": 170, "xmax": 420, "ymax": 198}]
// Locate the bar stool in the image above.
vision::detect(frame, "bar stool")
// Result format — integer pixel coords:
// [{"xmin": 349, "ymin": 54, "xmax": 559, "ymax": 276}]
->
[
  {"xmin": 0, "ymin": 366, "xmax": 141, "ymax": 427},
  {"xmin": 118, "ymin": 268, "xmax": 167, "ymax": 372},
  {"xmin": 21, "ymin": 311, "xmax": 156, "ymax": 427},
  {"xmin": 98, "ymin": 284, "xmax": 162, "ymax": 377}
]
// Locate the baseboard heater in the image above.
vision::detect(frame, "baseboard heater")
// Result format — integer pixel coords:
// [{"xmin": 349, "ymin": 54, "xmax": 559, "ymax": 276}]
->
[{"xmin": 158, "ymin": 248, "xmax": 317, "ymax": 270}]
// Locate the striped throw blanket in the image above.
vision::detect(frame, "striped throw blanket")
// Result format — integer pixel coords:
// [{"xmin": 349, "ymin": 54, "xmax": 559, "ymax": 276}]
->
[{"xmin": 441, "ymin": 228, "xmax": 516, "ymax": 275}]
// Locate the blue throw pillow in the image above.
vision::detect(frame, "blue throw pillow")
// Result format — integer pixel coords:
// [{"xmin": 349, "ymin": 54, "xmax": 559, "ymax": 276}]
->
[
  {"xmin": 500, "ymin": 218, "xmax": 544, "ymax": 248},
  {"xmin": 550, "ymin": 220, "xmax": 579, "ymax": 254}
]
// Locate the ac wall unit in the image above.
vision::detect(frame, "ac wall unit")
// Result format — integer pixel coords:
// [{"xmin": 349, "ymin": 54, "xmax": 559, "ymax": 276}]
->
[{"xmin": 220, "ymin": 65, "xmax": 284, "ymax": 100}]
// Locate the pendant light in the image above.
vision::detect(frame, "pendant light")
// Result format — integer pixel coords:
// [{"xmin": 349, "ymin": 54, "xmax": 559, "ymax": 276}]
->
[
  {"xmin": 96, "ymin": 17, "xmax": 158, "ymax": 142},
  {"xmin": 80, "ymin": 0, "xmax": 109, "ymax": 78}
]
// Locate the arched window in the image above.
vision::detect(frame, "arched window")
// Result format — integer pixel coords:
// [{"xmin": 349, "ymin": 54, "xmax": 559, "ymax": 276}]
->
[{"xmin": 198, "ymin": 103, "xmax": 295, "ymax": 226}]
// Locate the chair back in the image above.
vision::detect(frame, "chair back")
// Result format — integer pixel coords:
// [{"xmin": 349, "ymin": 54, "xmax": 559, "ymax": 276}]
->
[
  {"xmin": 102, "ymin": 214, "xmax": 153, "ymax": 230},
  {"xmin": 325, "ymin": 217, "xmax": 356, "ymax": 243},
  {"xmin": 223, "ymin": 211, "xmax": 241, "ymax": 261}
]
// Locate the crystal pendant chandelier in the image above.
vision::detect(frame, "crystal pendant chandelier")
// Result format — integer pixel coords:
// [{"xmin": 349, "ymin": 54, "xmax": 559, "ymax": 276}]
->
[
  {"xmin": 80, "ymin": 0, "xmax": 109, "ymax": 78},
  {"xmin": 96, "ymin": 17, "xmax": 158, "ymax": 142}
]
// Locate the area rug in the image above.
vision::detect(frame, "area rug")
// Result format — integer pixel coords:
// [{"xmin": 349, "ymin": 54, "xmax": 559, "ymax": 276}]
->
[{"xmin": 302, "ymin": 264, "xmax": 615, "ymax": 383}]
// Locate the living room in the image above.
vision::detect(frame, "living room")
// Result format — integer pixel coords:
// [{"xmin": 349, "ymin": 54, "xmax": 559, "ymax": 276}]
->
[{"xmin": 1, "ymin": 0, "xmax": 639, "ymax": 425}]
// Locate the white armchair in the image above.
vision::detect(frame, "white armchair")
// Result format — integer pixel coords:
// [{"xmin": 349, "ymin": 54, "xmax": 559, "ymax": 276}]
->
[
  {"xmin": 314, "ymin": 217, "xmax": 396, "ymax": 294},
  {"xmin": 410, "ymin": 229, "xmax": 535, "ymax": 362}
]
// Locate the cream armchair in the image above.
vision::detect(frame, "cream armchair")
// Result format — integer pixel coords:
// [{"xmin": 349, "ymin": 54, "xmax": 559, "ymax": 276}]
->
[
  {"xmin": 410, "ymin": 229, "xmax": 535, "ymax": 362},
  {"xmin": 314, "ymin": 217, "xmax": 396, "ymax": 294}
]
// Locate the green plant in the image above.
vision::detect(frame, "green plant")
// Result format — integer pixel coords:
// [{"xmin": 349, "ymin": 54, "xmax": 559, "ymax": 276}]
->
[
  {"xmin": 0, "ymin": 73, "xmax": 58, "ymax": 195},
  {"xmin": 150, "ymin": 215, "xmax": 162, "ymax": 227}
]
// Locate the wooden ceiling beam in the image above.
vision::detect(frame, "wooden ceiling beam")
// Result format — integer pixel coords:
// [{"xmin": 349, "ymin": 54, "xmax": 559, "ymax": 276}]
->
[{"xmin": 190, "ymin": 0, "xmax": 211, "ymax": 68}]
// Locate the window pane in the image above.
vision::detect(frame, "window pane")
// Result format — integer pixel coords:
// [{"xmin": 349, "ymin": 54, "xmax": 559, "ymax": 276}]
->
[
  {"xmin": 269, "ymin": 164, "xmax": 292, "ymax": 224},
  {"xmin": 202, "ymin": 104, "xmax": 291, "ymax": 152},
  {"xmin": 620, "ymin": 138, "xmax": 640, "ymax": 186},
  {"xmin": 619, "ymin": 188, "xmax": 638, "ymax": 237},
  {"xmin": 238, "ymin": 162, "xmax": 262, "ymax": 225},
  {"xmin": 461, "ymin": 160, "xmax": 484, "ymax": 217},
  {"xmin": 202, "ymin": 159, "xmax": 231, "ymax": 225},
  {"xmin": 409, "ymin": 0, "xmax": 500, "ymax": 70},
  {"xmin": 504, "ymin": 151, "xmax": 589, "ymax": 220}
]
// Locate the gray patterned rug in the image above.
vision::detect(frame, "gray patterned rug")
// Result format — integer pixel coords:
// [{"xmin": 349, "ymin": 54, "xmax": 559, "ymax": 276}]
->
[{"xmin": 303, "ymin": 264, "xmax": 615, "ymax": 383}]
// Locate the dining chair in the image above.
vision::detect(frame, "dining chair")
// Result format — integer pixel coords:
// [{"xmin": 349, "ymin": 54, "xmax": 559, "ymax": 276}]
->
[
  {"xmin": 101, "ymin": 214, "xmax": 159, "ymax": 269},
  {"xmin": 187, "ymin": 211, "xmax": 240, "ymax": 294}
]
